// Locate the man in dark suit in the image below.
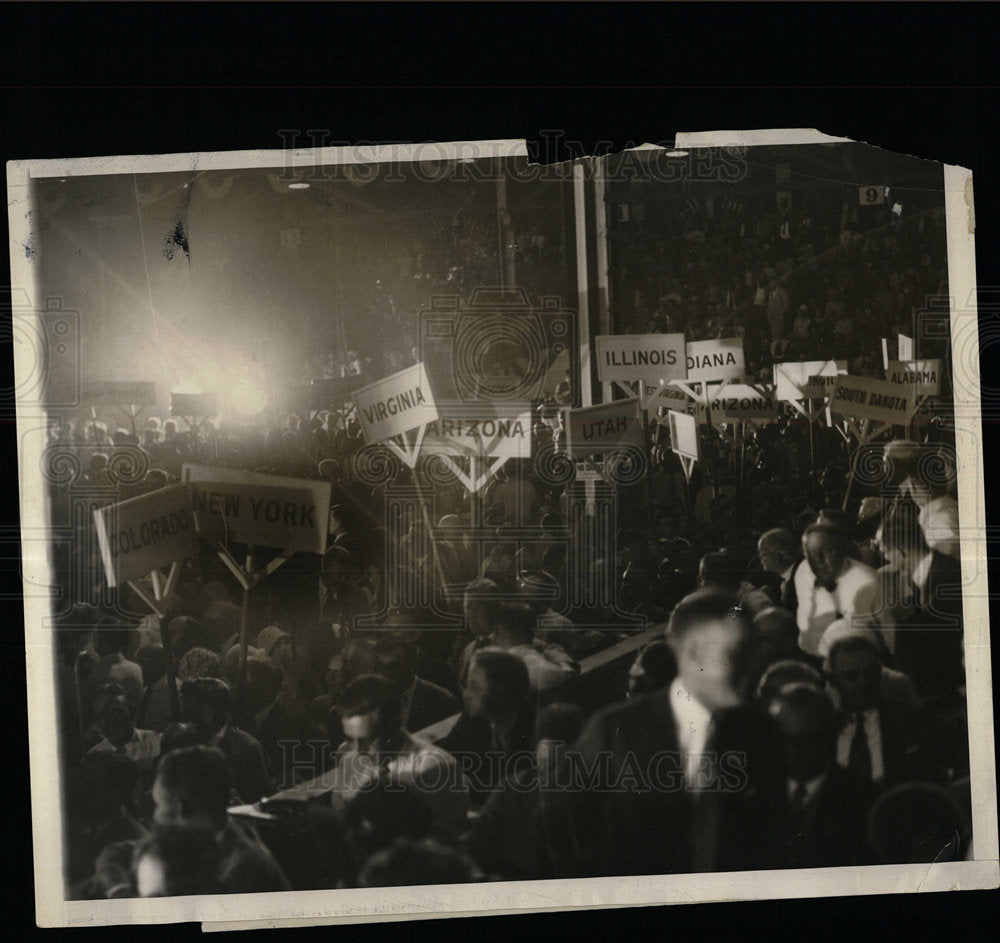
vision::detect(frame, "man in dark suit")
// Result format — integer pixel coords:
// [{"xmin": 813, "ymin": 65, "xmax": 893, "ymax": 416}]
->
[
  {"xmin": 90, "ymin": 745, "xmax": 290, "ymax": 897},
  {"xmin": 825, "ymin": 632, "xmax": 944, "ymax": 788},
  {"xmin": 769, "ymin": 683, "xmax": 878, "ymax": 868},
  {"xmin": 554, "ymin": 590, "xmax": 781, "ymax": 877},
  {"xmin": 180, "ymin": 678, "xmax": 273, "ymax": 803},
  {"xmin": 757, "ymin": 527, "xmax": 802, "ymax": 612},
  {"xmin": 370, "ymin": 633, "xmax": 460, "ymax": 734},
  {"xmin": 235, "ymin": 657, "xmax": 308, "ymax": 791},
  {"xmin": 439, "ymin": 648, "xmax": 536, "ymax": 808}
]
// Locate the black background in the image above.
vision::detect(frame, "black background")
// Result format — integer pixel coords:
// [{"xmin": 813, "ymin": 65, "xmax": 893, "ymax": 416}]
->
[{"xmin": 2, "ymin": 2, "xmax": 998, "ymax": 939}]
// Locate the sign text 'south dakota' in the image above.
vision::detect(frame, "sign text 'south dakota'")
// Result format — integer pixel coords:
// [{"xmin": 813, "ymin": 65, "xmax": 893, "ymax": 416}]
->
[
  {"xmin": 829, "ymin": 374, "xmax": 915, "ymax": 425},
  {"xmin": 832, "ymin": 387, "xmax": 909, "ymax": 411}
]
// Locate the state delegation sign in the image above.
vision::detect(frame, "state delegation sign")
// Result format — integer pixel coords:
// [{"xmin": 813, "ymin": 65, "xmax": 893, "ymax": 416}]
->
[
  {"xmin": 595, "ymin": 334, "xmax": 686, "ymax": 384},
  {"xmin": 828, "ymin": 375, "xmax": 914, "ymax": 425},
  {"xmin": 684, "ymin": 337, "xmax": 745, "ymax": 382},
  {"xmin": 421, "ymin": 405, "xmax": 532, "ymax": 460},
  {"xmin": 563, "ymin": 397, "xmax": 644, "ymax": 459},
  {"xmin": 182, "ymin": 464, "xmax": 332, "ymax": 554},
  {"xmin": 93, "ymin": 484, "xmax": 201, "ymax": 587},
  {"xmin": 774, "ymin": 360, "xmax": 848, "ymax": 401},
  {"xmin": 886, "ymin": 359, "xmax": 942, "ymax": 398},
  {"xmin": 352, "ymin": 362, "xmax": 439, "ymax": 444},
  {"xmin": 705, "ymin": 384, "xmax": 779, "ymax": 422}
]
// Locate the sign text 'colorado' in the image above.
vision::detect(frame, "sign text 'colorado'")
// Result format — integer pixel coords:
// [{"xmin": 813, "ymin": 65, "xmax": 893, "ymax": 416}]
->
[{"xmin": 93, "ymin": 484, "xmax": 201, "ymax": 587}]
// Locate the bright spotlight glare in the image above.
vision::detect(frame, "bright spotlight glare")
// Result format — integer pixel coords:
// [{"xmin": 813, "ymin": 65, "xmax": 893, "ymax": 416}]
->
[{"xmin": 229, "ymin": 384, "xmax": 269, "ymax": 417}]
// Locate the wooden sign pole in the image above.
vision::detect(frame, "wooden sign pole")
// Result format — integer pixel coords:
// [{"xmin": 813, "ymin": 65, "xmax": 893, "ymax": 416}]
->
[{"xmin": 126, "ymin": 560, "xmax": 183, "ymax": 721}]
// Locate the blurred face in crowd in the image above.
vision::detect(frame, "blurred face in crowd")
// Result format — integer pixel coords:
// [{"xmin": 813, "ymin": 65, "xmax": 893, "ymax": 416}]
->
[
  {"xmin": 757, "ymin": 537, "xmax": 789, "ymax": 575},
  {"xmin": 339, "ymin": 708, "xmax": 379, "ymax": 742},
  {"xmin": 463, "ymin": 663, "xmax": 520, "ymax": 722},
  {"xmin": 270, "ymin": 637, "xmax": 295, "ymax": 676},
  {"xmin": 829, "ymin": 645, "xmax": 881, "ymax": 713},
  {"xmin": 152, "ymin": 777, "xmax": 215, "ymax": 834},
  {"xmin": 463, "ymin": 599, "xmax": 494, "ymax": 641},
  {"xmin": 804, "ymin": 530, "xmax": 846, "ymax": 585},
  {"xmin": 95, "ymin": 690, "xmax": 134, "ymax": 749},
  {"xmin": 770, "ymin": 696, "xmax": 832, "ymax": 783},
  {"xmin": 676, "ymin": 618, "xmax": 748, "ymax": 712},
  {"xmin": 135, "ymin": 852, "xmax": 168, "ymax": 898},
  {"xmin": 375, "ymin": 644, "xmax": 414, "ymax": 692}
]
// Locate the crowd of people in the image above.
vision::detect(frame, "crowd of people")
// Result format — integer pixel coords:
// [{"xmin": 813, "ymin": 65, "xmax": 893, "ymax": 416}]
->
[
  {"xmin": 48, "ymin": 394, "xmax": 970, "ymax": 897},
  {"xmin": 43, "ymin": 178, "xmax": 971, "ymax": 899},
  {"xmin": 610, "ymin": 183, "xmax": 950, "ymax": 383}
]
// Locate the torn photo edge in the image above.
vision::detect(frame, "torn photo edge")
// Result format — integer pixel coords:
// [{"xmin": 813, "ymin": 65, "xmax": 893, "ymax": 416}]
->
[{"xmin": 6, "ymin": 132, "xmax": 997, "ymax": 929}]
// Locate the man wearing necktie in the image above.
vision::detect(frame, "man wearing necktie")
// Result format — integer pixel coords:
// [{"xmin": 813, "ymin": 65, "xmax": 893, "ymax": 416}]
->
[
  {"xmin": 825, "ymin": 632, "xmax": 939, "ymax": 788},
  {"xmin": 554, "ymin": 590, "xmax": 780, "ymax": 876},
  {"xmin": 769, "ymin": 682, "xmax": 877, "ymax": 867},
  {"xmin": 794, "ymin": 522, "xmax": 887, "ymax": 657}
]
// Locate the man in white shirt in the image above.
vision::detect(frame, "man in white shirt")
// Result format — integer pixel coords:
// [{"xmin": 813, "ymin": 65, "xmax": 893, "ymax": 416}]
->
[
  {"xmin": 882, "ymin": 438, "xmax": 960, "ymax": 561},
  {"xmin": 794, "ymin": 522, "xmax": 886, "ymax": 657}
]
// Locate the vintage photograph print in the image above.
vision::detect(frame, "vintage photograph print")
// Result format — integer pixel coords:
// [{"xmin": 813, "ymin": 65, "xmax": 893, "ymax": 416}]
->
[{"xmin": 7, "ymin": 133, "xmax": 997, "ymax": 928}]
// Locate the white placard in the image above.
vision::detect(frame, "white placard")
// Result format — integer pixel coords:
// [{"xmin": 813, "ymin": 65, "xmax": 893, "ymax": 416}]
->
[
  {"xmin": 182, "ymin": 464, "xmax": 332, "ymax": 554},
  {"xmin": 352, "ymin": 362, "xmax": 439, "ymax": 444},
  {"xmin": 885, "ymin": 359, "xmax": 942, "ymax": 397},
  {"xmin": 684, "ymin": 337, "xmax": 745, "ymax": 382},
  {"xmin": 705, "ymin": 383, "xmax": 780, "ymax": 421},
  {"xmin": 774, "ymin": 360, "xmax": 848, "ymax": 401},
  {"xmin": 595, "ymin": 333, "xmax": 686, "ymax": 383},
  {"xmin": 93, "ymin": 484, "xmax": 200, "ymax": 588},
  {"xmin": 668, "ymin": 409, "xmax": 700, "ymax": 461},
  {"xmin": 564, "ymin": 397, "xmax": 644, "ymax": 458},
  {"xmin": 828, "ymin": 374, "xmax": 915, "ymax": 425},
  {"xmin": 421, "ymin": 405, "xmax": 532, "ymax": 460}
]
